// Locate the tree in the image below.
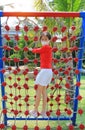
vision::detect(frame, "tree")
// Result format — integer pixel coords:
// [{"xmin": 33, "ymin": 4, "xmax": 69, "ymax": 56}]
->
[
  {"xmin": 52, "ymin": 0, "xmax": 85, "ymax": 12},
  {"xmin": 34, "ymin": 0, "xmax": 52, "ymax": 11}
]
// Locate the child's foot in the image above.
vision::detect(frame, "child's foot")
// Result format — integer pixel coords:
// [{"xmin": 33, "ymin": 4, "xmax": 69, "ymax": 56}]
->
[
  {"xmin": 41, "ymin": 111, "xmax": 48, "ymax": 118},
  {"xmin": 29, "ymin": 110, "xmax": 37, "ymax": 117}
]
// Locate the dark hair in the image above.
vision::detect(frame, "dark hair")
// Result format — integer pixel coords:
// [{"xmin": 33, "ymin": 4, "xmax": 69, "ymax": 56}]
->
[{"xmin": 40, "ymin": 32, "xmax": 51, "ymax": 40}]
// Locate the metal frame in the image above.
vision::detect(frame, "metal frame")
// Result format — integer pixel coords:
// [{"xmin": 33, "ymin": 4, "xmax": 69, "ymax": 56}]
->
[{"xmin": 0, "ymin": 11, "xmax": 85, "ymax": 126}]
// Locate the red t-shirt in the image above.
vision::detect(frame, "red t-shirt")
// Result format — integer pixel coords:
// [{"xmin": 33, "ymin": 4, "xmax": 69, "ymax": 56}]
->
[{"xmin": 32, "ymin": 45, "xmax": 52, "ymax": 69}]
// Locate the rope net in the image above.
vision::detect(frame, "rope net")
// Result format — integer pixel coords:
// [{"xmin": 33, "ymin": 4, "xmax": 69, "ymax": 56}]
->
[{"xmin": 0, "ymin": 15, "xmax": 85, "ymax": 130}]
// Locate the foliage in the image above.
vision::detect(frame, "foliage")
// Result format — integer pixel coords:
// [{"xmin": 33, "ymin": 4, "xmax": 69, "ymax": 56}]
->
[
  {"xmin": 34, "ymin": 0, "xmax": 47, "ymax": 11},
  {"xmin": 34, "ymin": 0, "xmax": 53, "ymax": 11},
  {"xmin": 5, "ymin": 40, "xmax": 14, "ymax": 57},
  {"xmin": 49, "ymin": 0, "xmax": 84, "ymax": 29},
  {"xmin": 53, "ymin": 0, "xmax": 85, "ymax": 11},
  {"xmin": 5, "ymin": 30, "xmax": 37, "ymax": 66}
]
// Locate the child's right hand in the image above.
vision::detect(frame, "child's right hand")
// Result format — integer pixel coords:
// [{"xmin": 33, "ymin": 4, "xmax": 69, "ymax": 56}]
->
[{"xmin": 29, "ymin": 48, "xmax": 32, "ymax": 51}]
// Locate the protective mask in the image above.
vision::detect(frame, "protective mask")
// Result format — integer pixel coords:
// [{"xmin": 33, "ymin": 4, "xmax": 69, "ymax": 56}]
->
[{"xmin": 41, "ymin": 41, "xmax": 49, "ymax": 46}]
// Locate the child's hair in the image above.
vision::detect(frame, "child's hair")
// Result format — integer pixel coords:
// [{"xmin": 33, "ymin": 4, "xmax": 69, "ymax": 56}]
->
[{"xmin": 40, "ymin": 32, "xmax": 51, "ymax": 40}]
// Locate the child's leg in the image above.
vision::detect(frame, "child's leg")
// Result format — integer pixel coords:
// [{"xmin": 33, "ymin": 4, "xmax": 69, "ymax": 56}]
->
[
  {"xmin": 34, "ymin": 85, "xmax": 43, "ymax": 112},
  {"xmin": 42, "ymin": 86, "xmax": 47, "ymax": 113}
]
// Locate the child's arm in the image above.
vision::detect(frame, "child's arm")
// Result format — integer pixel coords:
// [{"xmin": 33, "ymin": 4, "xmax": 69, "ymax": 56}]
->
[
  {"xmin": 29, "ymin": 46, "xmax": 52, "ymax": 53},
  {"xmin": 32, "ymin": 48, "xmax": 42, "ymax": 54}
]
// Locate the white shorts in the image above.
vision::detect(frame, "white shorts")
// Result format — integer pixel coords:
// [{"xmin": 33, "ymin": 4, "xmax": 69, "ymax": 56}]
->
[{"xmin": 35, "ymin": 69, "xmax": 53, "ymax": 86}]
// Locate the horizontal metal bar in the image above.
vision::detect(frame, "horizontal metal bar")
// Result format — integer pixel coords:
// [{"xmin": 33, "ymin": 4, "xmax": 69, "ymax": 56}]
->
[
  {"xmin": 7, "ymin": 116, "xmax": 72, "ymax": 121},
  {"xmin": 3, "ymin": 12, "xmax": 80, "ymax": 17}
]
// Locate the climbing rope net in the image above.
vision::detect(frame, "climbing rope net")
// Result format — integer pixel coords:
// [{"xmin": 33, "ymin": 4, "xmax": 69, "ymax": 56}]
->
[{"xmin": 0, "ymin": 12, "xmax": 85, "ymax": 130}]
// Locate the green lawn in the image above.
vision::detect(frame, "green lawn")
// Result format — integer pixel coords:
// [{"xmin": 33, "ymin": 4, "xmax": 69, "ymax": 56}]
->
[{"xmin": 0, "ymin": 74, "xmax": 85, "ymax": 130}]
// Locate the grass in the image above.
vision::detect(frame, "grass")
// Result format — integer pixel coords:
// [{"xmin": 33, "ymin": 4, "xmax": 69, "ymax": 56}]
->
[{"xmin": 0, "ymin": 74, "xmax": 85, "ymax": 130}]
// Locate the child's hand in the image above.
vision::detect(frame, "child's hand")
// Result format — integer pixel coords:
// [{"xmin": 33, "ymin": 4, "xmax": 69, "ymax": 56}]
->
[{"xmin": 29, "ymin": 48, "xmax": 32, "ymax": 51}]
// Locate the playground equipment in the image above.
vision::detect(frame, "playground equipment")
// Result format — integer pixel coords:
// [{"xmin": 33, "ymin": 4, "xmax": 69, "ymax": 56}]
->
[{"xmin": 0, "ymin": 12, "xmax": 85, "ymax": 129}]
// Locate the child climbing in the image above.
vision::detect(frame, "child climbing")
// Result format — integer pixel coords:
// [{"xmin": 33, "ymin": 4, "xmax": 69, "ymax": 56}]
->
[{"xmin": 29, "ymin": 32, "xmax": 53, "ymax": 118}]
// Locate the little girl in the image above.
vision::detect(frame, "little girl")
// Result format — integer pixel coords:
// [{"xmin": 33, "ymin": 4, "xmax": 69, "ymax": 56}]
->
[{"xmin": 29, "ymin": 32, "xmax": 53, "ymax": 118}]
